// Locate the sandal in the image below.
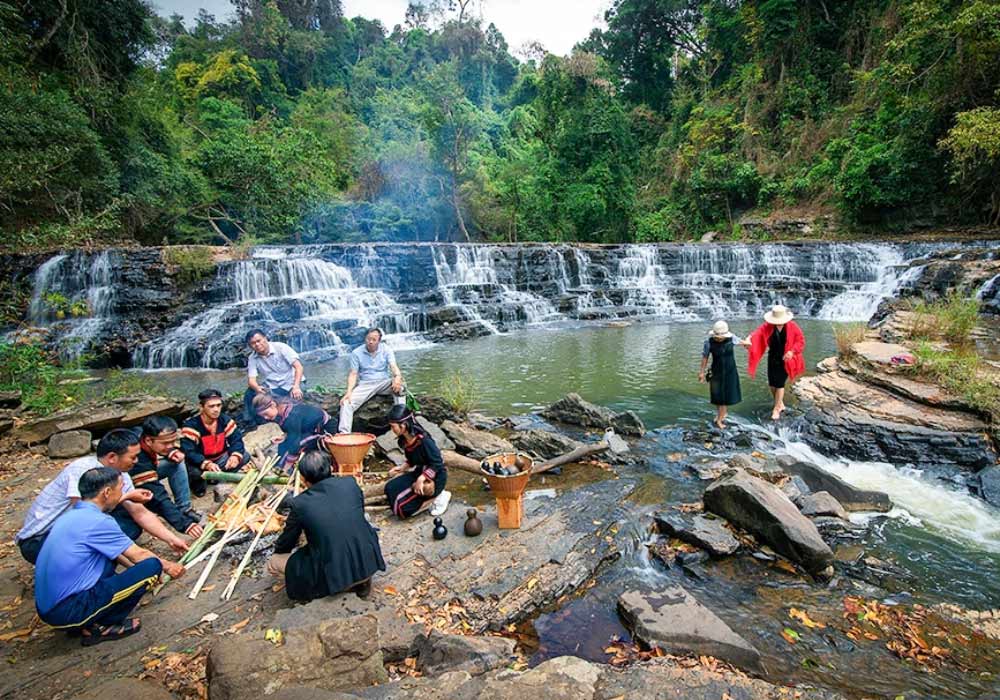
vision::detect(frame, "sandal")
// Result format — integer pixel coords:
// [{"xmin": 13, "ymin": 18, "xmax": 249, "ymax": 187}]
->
[{"xmin": 81, "ymin": 618, "xmax": 141, "ymax": 647}]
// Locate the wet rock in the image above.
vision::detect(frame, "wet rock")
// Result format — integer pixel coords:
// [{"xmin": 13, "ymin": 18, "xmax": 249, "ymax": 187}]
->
[
  {"xmin": 704, "ymin": 470, "xmax": 834, "ymax": 576},
  {"xmin": 689, "ymin": 460, "xmax": 726, "ymax": 480},
  {"xmin": 813, "ymin": 517, "xmax": 868, "ymax": 541},
  {"xmin": 617, "ymin": 588, "xmax": 762, "ymax": 672},
  {"xmin": 207, "ymin": 613, "xmax": 386, "ymax": 700},
  {"xmin": 799, "ymin": 491, "xmax": 849, "ymax": 520},
  {"xmin": 440, "ymin": 420, "xmax": 514, "ymax": 458},
  {"xmin": 729, "ymin": 453, "xmax": 784, "ymax": 482},
  {"xmin": 508, "ymin": 429, "xmax": 583, "ymax": 460},
  {"xmin": 792, "ymin": 370, "xmax": 996, "ymax": 471},
  {"xmin": 675, "ymin": 549, "xmax": 710, "ymax": 567},
  {"xmin": 777, "ymin": 458, "xmax": 891, "ymax": 512},
  {"xmin": 47, "ymin": 430, "xmax": 92, "ymax": 458},
  {"xmin": 977, "ymin": 466, "xmax": 1000, "ymax": 508},
  {"xmin": 541, "ymin": 393, "xmax": 645, "ymax": 436},
  {"xmin": 17, "ymin": 395, "xmax": 190, "ymax": 444},
  {"xmin": 74, "ymin": 678, "xmax": 174, "ymax": 700},
  {"xmin": 782, "ymin": 475, "xmax": 810, "ymax": 502},
  {"xmin": 653, "ymin": 512, "xmax": 740, "ymax": 556},
  {"xmin": 267, "ymin": 689, "xmax": 357, "ymax": 700},
  {"xmin": 410, "ymin": 630, "xmax": 516, "ymax": 677}
]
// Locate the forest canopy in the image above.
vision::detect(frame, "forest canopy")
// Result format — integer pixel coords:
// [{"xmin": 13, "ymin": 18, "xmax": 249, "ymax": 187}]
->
[{"xmin": 1, "ymin": 0, "xmax": 998, "ymax": 248}]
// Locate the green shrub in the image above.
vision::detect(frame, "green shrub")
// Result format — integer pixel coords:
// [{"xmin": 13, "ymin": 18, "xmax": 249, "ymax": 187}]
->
[
  {"xmin": 163, "ymin": 246, "xmax": 217, "ymax": 286},
  {"xmin": 911, "ymin": 292, "xmax": 980, "ymax": 346},
  {"xmin": 912, "ymin": 342, "xmax": 999, "ymax": 419},
  {"xmin": 437, "ymin": 371, "xmax": 477, "ymax": 415},
  {"xmin": 0, "ymin": 342, "xmax": 84, "ymax": 415}
]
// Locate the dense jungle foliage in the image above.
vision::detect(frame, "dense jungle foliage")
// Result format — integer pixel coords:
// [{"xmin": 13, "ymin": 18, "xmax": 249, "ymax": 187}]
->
[{"xmin": 1, "ymin": 0, "xmax": 998, "ymax": 248}]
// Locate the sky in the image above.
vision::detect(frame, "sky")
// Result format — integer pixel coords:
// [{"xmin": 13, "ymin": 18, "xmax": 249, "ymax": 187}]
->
[{"xmin": 152, "ymin": 0, "xmax": 610, "ymax": 57}]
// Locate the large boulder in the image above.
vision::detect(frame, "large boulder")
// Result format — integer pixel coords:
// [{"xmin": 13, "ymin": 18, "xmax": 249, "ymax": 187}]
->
[
  {"xmin": 440, "ymin": 420, "xmax": 514, "ymax": 458},
  {"xmin": 704, "ymin": 470, "xmax": 834, "ymax": 577},
  {"xmin": 416, "ymin": 417, "xmax": 456, "ymax": 451},
  {"xmin": 778, "ymin": 458, "xmax": 892, "ymax": 512},
  {"xmin": 207, "ymin": 614, "xmax": 387, "ymax": 700},
  {"xmin": 541, "ymin": 393, "xmax": 645, "ymax": 436},
  {"xmin": 244, "ymin": 422, "xmax": 285, "ymax": 456},
  {"xmin": 479, "ymin": 656, "xmax": 602, "ymax": 700},
  {"xmin": 47, "ymin": 430, "xmax": 92, "ymax": 458},
  {"xmin": 410, "ymin": 631, "xmax": 516, "ymax": 677},
  {"xmin": 17, "ymin": 395, "xmax": 190, "ymax": 444},
  {"xmin": 653, "ymin": 512, "xmax": 739, "ymax": 557},
  {"xmin": 508, "ymin": 429, "xmax": 582, "ymax": 460},
  {"xmin": 617, "ymin": 588, "xmax": 761, "ymax": 672}
]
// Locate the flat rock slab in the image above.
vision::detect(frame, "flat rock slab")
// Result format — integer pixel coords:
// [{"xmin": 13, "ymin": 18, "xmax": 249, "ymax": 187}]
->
[
  {"xmin": 653, "ymin": 512, "xmax": 739, "ymax": 556},
  {"xmin": 617, "ymin": 588, "xmax": 761, "ymax": 672},
  {"xmin": 704, "ymin": 470, "xmax": 833, "ymax": 576},
  {"xmin": 207, "ymin": 613, "xmax": 387, "ymax": 700},
  {"xmin": 778, "ymin": 458, "xmax": 892, "ymax": 512},
  {"xmin": 793, "ymin": 370, "xmax": 996, "ymax": 470},
  {"xmin": 850, "ymin": 341, "xmax": 910, "ymax": 367},
  {"xmin": 411, "ymin": 630, "xmax": 516, "ymax": 676},
  {"xmin": 541, "ymin": 393, "xmax": 645, "ymax": 436},
  {"xmin": 17, "ymin": 395, "xmax": 190, "ymax": 444}
]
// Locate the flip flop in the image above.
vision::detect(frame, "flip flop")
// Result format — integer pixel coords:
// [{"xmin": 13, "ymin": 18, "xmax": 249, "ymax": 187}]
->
[{"xmin": 81, "ymin": 618, "xmax": 141, "ymax": 647}]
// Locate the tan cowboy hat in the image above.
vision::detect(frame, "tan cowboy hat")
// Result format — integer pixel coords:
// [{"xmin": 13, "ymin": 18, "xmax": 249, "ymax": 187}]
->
[
  {"xmin": 764, "ymin": 304, "xmax": 794, "ymax": 324},
  {"xmin": 709, "ymin": 320, "xmax": 732, "ymax": 338}
]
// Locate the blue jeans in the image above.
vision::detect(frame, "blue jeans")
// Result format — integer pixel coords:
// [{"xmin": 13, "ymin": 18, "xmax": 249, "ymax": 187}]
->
[
  {"xmin": 39, "ymin": 557, "xmax": 162, "ymax": 629},
  {"xmin": 157, "ymin": 458, "xmax": 191, "ymax": 512}
]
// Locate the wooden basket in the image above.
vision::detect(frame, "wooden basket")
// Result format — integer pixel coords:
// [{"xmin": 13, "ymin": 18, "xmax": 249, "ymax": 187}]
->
[
  {"xmin": 482, "ymin": 452, "xmax": 533, "ymax": 529},
  {"xmin": 324, "ymin": 433, "xmax": 375, "ymax": 485}
]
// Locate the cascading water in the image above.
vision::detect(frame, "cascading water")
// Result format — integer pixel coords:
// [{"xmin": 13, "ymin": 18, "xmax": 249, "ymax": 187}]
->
[
  {"xmin": 133, "ymin": 251, "xmax": 428, "ymax": 369},
  {"xmin": 26, "ymin": 250, "xmax": 118, "ymax": 360},
  {"xmin": 26, "ymin": 240, "xmax": 976, "ymax": 370}
]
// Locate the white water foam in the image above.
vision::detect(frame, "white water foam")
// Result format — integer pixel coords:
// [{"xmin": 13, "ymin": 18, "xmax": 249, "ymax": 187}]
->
[{"xmin": 767, "ymin": 426, "xmax": 1000, "ymax": 554}]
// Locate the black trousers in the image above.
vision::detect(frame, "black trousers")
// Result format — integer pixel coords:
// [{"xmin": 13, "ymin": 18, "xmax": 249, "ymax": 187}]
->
[{"xmin": 17, "ymin": 532, "xmax": 48, "ymax": 564}]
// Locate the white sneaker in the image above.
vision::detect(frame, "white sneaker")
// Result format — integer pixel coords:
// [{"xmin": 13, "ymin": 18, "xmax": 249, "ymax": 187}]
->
[{"xmin": 430, "ymin": 490, "xmax": 452, "ymax": 516}]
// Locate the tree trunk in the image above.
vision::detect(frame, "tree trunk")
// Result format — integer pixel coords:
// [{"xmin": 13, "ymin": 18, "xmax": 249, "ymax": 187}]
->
[{"xmin": 452, "ymin": 171, "xmax": 471, "ymax": 242}]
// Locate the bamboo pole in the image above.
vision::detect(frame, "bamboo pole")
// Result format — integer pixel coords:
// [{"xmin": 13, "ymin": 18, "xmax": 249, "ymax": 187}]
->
[
  {"xmin": 221, "ymin": 496, "xmax": 282, "ymax": 600},
  {"xmin": 203, "ymin": 472, "xmax": 288, "ymax": 485}
]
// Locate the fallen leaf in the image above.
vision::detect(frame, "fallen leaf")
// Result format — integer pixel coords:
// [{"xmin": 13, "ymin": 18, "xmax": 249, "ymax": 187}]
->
[
  {"xmin": 223, "ymin": 617, "xmax": 251, "ymax": 635},
  {"xmin": 264, "ymin": 628, "xmax": 284, "ymax": 645},
  {"xmin": 383, "ymin": 586, "xmax": 398, "ymax": 596},
  {"xmin": 199, "ymin": 613, "xmax": 219, "ymax": 624},
  {"xmin": 0, "ymin": 628, "xmax": 32, "ymax": 642},
  {"xmin": 789, "ymin": 608, "xmax": 826, "ymax": 629},
  {"xmin": 201, "ymin": 585, "xmax": 216, "ymax": 593},
  {"xmin": 781, "ymin": 628, "xmax": 800, "ymax": 644},
  {"xmin": 526, "ymin": 578, "xmax": 538, "ymax": 590}
]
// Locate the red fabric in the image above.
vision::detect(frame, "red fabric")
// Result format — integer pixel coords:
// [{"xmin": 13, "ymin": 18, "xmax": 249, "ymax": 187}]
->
[
  {"xmin": 202, "ymin": 432, "xmax": 227, "ymax": 458},
  {"xmin": 747, "ymin": 321, "xmax": 806, "ymax": 382}
]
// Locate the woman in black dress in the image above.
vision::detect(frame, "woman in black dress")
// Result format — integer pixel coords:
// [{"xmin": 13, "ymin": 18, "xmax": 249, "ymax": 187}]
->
[
  {"xmin": 699, "ymin": 320, "xmax": 749, "ymax": 429},
  {"xmin": 252, "ymin": 393, "xmax": 335, "ymax": 472},
  {"xmin": 383, "ymin": 405, "xmax": 450, "ymax": 519},
  {"xmin": 267, "ymin": 451, "xmax": 385, "ymax": 601}
]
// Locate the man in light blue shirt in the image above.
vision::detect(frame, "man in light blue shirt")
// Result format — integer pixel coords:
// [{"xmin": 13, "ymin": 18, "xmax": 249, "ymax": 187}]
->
[
  {"xmin": 34, "ymin": 467, "xmax": 185, "ymax": 645},
  {"xmin": 338, "ymin": 328, "xmax": 406, "ymax": 433},
  {"xmin": 244, "ymin": 329, "xmax": 305, "ymax": 422}
]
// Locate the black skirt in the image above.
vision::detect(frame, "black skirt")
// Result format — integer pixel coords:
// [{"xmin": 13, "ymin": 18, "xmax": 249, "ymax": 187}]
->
[
  {"xmin": 707, "ymin": 338, "xmax": 742, "ymax": 406},
  {"xmin": 767, "ymin": 327, "xmax": 788, "ymax": 388}
]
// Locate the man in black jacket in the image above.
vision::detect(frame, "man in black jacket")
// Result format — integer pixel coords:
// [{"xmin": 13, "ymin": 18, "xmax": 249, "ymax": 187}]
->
[
  {"xmin": 113, "ymin": 417, "xmax": 204, "ymax": 541},
  {"xmin": 181, "ymin": 389, "xmax": 247, "ymax": 497},
  {"xmin": 267, "ymin": 452, "xmax": 385, "ymax": 601}
]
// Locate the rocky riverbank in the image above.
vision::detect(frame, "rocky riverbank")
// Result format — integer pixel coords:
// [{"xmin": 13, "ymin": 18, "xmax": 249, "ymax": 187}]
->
[{"xmin": 4, "ymin": 388, "xmax": 999, "ymax": 700}]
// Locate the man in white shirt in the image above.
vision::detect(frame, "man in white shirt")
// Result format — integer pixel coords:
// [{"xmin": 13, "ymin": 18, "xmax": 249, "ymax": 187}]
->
[
  {"xmin": 15, "ymin": 429, "xmax": 191, "ymax": 564},
  {"xmin": 243, "ymin": 329, "xmax": 305, "ymax": 422},
  {"xmin": 338, "ymin": 328, "xmax": 406, "ymax": 433}
]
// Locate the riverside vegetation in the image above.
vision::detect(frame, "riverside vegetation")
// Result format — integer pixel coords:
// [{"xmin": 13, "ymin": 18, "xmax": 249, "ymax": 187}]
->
[{"xmin": 2, "ymin": 0, "xmax": 1000, "ymax": 252}]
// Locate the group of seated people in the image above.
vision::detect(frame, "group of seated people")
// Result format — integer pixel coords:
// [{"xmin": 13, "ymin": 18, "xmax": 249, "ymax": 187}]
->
[{"xmin": 14, "ymin": 326, "xmax": 451, "ymax": 645}]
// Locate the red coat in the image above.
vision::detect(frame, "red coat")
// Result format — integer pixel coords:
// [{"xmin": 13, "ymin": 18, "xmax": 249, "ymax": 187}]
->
[{"xmin": 747, "ymin": 321, "xmax": 806, "ymax": 383}]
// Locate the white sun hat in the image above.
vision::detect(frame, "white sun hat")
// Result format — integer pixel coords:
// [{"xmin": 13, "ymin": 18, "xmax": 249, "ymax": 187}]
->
[
  {"xmin": 709, "ymin": 320, "xmax": 732, "ymax": 338},
  {"xmin": 764, "ymin": 304, "xmax": 794, "ymax": 325}
]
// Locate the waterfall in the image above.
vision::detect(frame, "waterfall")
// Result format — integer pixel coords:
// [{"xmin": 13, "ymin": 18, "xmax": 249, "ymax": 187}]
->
[
  {"xmin": 133, "ymin": 250, "xmax": 428, "ymax": 369},
  {"xmin": 26, "ymin": 250, "xmax": 118, "ymax": 360},
  {"xmin": 27, "ymin": 240, "xmax": 988, "ymax": 370}
]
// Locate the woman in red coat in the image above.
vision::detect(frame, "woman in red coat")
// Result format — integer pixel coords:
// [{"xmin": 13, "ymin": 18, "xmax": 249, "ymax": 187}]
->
[{"xmin": 746, "ymin": 305, "xmax": 806, "ymax": 421}]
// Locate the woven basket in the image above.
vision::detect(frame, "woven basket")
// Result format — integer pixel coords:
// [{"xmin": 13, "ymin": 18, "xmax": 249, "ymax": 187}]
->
[
  {"xmin": 482, "ymin": 452, "xmax": 533, "ymax": 529},
  {"xmin": 324, "ymin": 432, "xmax": 376, "ymax": 465}
]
